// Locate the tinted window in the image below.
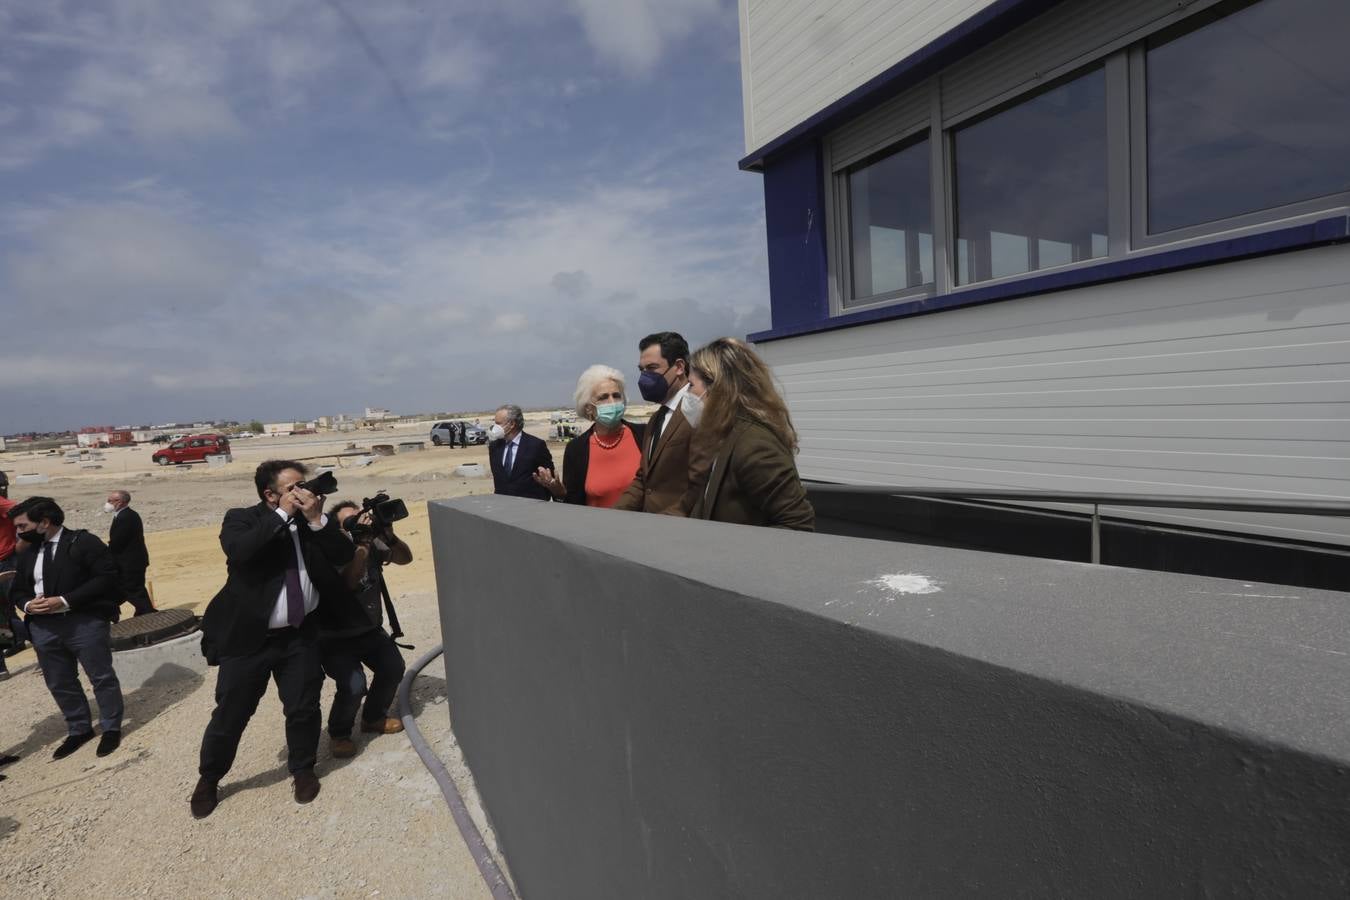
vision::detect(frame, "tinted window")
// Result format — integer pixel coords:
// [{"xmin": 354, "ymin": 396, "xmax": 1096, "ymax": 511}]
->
[
  {"xmin": 846, "ymin": 136, "xmax": 933, "ymax": 300},
  {"xmin": 953, "ymin": 68, "xmax": 1108, "ymax": 285},
  {"xmin": 1145, "ymin": 0, "xmax": 1350, "ymax": 233}
]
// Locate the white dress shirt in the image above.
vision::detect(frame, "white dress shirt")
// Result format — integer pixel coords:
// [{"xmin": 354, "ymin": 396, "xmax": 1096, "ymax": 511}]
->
[
  {"xmin": 652, "ymin": 383, "xmax": 691, "ymax": 446},
  {"xmin": 28, "ymin": 527, "xmax": 71, "ymax": 613},
  {"xmin": 501, "ymin": 432, "xmax": 523, "ymax": 474},
  {"xmin": 267, "ymin": 508, "xmax": 327, "ymax": 629}
]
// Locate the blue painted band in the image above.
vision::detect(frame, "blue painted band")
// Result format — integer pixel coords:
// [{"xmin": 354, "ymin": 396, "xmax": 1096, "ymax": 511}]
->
[
  {"xmin": 747, "ymin": 216, "xmax": 1350, "ymax": 344},
  {"xmin": 739, "ymin": 0, "xmax": 1064, "ymax": 171}
]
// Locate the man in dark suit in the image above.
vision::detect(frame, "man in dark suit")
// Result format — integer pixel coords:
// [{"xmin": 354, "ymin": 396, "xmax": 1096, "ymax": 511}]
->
[
  {"xmin": 190, "ymin": 460, "xmax": 354, "ymax": 819},
  {"xmin": 105, "ymin": 489, "xmax": 155, "ymax": 617},
  {"xmin": 488, "ymin": 404, "xmax": 555, "ymax": 500},
  {"xmin": 8, "ymin": 497, "xmax": 125, "ymax": 759},
  {"xmin": 614, "ymin": 331, "xmax": 712, "ymax": 515}
]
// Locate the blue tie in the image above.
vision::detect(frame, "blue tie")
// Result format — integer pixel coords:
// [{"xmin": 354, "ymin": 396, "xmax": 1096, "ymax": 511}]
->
[{"xmin": 504, "ymin": 441, "xmax": 516, "ymax": 475}]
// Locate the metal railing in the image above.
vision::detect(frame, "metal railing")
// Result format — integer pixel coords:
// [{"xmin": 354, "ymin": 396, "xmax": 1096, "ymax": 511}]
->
[{"xmin": 804, "ymin": 484, "xmax": 1350, "ymax": 564}]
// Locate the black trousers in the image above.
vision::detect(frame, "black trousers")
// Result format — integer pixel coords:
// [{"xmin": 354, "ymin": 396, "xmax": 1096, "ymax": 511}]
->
[
  {"xmin": 120, "ymin": 570, "xmax": 155, "ymax": 617},
  {"xmin": 198, "ymin": 627, "xmax": 323, "ymax": 780},
  {"xmin": 319, "ymin": 629, "xmax": 406, "ymax": 738}
]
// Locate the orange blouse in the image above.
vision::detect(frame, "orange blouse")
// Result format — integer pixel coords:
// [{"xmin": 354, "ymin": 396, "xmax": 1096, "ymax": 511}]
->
[{"xmin": 584, "ymin": 428, "xmax": 642, "ymax": 508}]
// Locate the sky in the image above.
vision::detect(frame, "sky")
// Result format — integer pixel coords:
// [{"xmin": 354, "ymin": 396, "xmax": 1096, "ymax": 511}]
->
[{"xmin": 0, "ymin": 0, "xmax": 769, "ymax": 432}]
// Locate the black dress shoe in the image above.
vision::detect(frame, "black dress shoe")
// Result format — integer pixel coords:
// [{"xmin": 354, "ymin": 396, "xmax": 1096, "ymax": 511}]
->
[
  {"xmin": 52, "ymin": 731, "xmax": 96, "ymax": 760},
  {"xmin": 2, "ymin": 641, "xmax": 26, "ymax": 658},
  {"xmin": 96, "ymin": 730, "xmax": 121, "ymax": 757},
  {"xmin": 292, "ymin": 768, "xmax": 320, "ymax": 804},
  {"xmin": 190, "ymin": 777, "xmax": 219, "ymax": 819}
]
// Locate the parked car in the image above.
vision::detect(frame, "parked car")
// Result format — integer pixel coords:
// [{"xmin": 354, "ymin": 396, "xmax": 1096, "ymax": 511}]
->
[
  {"xmin": 151, "ymin": 434, "xmax": 232, "ymax": 466},
  {"xmin": 430, "ymin": 421, "xmax": 488, "ymax": 446}
]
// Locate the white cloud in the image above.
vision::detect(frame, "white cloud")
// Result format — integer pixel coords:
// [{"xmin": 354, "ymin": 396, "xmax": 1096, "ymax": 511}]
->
[{"xmin": 568, "ymin": 0, "xmax": 725, "ymax": 74}]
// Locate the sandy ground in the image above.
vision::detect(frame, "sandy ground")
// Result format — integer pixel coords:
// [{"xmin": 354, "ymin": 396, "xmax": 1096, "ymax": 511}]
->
[{"xmin": 0, "ymin": 425, "xmax": 557, "ymax": 898}]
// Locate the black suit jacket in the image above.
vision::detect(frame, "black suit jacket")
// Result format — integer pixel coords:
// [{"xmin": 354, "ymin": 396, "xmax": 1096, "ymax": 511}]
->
[
  {"xmin": 489, "ymin": 432, "xmax": 555, "ymax": 501},
  {"xmin": 200, "ymin": 502, "xmax": 355, "ymax": 662},
  {"xmin": 9, "ymin": 529, "xmax": 122, "ymax": 622},
  {"xmin": 108, "ymin": 507, "xmax": 150, "ymax": 584},
  {"xmin": 560, "ymin": 421, "xmax": 645, "ymax": 505}
]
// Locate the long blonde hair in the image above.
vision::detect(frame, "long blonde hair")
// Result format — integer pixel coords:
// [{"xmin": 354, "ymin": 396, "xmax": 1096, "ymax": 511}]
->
[{"xmin": 689, "ymin": 337, "xmax": 799, "ymax": 452}]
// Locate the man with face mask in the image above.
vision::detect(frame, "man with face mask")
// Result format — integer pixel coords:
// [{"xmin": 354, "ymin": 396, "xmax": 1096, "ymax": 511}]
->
[
  {"xmin": 105, "ymin": 489, "xmax": 155, "ymax": 617},
  {"xmin": 614, "ymin": 331, "xmax": 713, "ymax": 515},
  {"xmin": 488, "ymin": 404, "xmax": 555, "ymax": 501},
  {"xmin": 190, "ymin": 460, "xmax": 355, "ymax": 818},
  {"xmin": 7, "ymin": 497, "xmax": 124, "ymax": 759}
]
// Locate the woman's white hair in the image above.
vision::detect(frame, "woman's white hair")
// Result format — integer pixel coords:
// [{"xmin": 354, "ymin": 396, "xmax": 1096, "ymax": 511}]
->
[{"xmin": 573, "ymin": 364, "xmax": 626, "ymax": 419}]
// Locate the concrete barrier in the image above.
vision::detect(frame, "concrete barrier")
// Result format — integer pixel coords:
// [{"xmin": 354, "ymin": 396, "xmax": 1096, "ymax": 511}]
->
[
  {"xmin": 430, "ymin": 495, "xmax": 1350, "ymax": 899},
  {"xmin": 111, "ymin": 630, "xmax": 207, "ymax": 693}
]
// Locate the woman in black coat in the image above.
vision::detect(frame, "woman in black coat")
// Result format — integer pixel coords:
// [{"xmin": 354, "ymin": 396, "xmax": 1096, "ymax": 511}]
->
[{"xmin": 533, "ymin": 365, "xmax": 645, "ymax": 507}]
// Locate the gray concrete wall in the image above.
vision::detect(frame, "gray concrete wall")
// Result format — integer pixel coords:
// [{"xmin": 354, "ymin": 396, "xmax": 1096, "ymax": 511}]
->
[{"xmin": 430, "ymin": 495, "xmax": 1350, "ymax": 899}]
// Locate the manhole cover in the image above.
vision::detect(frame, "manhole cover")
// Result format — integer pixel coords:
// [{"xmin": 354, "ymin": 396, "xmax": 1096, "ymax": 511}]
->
[{"xmin": 110, "ymin": 608, "xmax": 199, "ymax": 651}]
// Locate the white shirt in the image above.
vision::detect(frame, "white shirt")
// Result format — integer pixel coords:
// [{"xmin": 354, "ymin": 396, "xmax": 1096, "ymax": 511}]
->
[
  {"xmin": 112, "ymin": 505, "xmax": 125, "ymax": 518},
  {"xmin": 501, "ymin": 432, "xmax": 522, "ymax": 473},
  {"xmin": 267, "ymin": 508, "xmax": 327, "ymax": 629},
  {"xmin": 652, "ymin": 383, "xmax": 691, "ymax": 445},
  {"xmin": 28, "ymin": 527, "xmax": 71, "ymax": 613}
]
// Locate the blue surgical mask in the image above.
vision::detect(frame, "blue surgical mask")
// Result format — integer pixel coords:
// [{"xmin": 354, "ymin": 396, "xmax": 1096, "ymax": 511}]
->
[
  {"xmin": 594, "ymin": 401, "xmax": 626, "ymax": 427},
  {"xmin": 637, "ymin": 369, "xmax": 669, "ymax": 403}
]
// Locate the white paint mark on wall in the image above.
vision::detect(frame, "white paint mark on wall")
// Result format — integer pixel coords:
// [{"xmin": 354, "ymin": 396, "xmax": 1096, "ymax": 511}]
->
[{"xmin": 871, "ymin": 573, "xmax": 941, "ymax": 595}]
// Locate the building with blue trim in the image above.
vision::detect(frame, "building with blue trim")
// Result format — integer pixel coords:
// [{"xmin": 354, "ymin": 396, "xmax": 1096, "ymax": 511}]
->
[{"xmin": 737, "ymin": 0, "xmax": 1350, "ymax": 573}]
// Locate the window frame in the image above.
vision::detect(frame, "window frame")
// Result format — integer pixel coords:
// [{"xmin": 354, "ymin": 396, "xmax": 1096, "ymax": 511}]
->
[{"xmin": 820, "ymin": 0, "xmax": 1350, "ymax": 320}]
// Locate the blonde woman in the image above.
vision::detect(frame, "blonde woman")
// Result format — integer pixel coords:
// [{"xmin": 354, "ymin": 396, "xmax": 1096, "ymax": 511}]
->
[
  {"xmin": 686, "ymin": 338, "xmax": 814, "ymax": 530},
  {"xmin": 533, "ymin": 365, "xmax": 646, "ymax": 507}
]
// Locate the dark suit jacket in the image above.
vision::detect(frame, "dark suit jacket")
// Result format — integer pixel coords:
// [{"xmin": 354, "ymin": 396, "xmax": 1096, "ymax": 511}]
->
[
  {"xmin": 108, "ymin": 507, "xmax": 150, "ymax": 587},
  {"xmin": 200, "ymin": 502, "xmax": 355, "ymax": 662},
  {"xmin": 614, "ymin": 401, "xmax": 712, "ymax": 516},
  {"xmin": 489, "ymin": 432, "xmax": 555, "ymax": 501},
  {"xmin": 10, "ymin": 529, "xmax": 123, "ymax": 621},
  {"xmin": 691, "ymin": 416, "xmax": 814, "ymax": 531},
  {"xmin": 560, "ymin": 421, "xmax": 645, "ymax": 505}
]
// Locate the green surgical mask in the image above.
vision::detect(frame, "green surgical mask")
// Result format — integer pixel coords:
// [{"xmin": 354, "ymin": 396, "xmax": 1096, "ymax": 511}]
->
[{"xmin": 594, "ymin": 401, "xmax": 626, "ymax": 427}]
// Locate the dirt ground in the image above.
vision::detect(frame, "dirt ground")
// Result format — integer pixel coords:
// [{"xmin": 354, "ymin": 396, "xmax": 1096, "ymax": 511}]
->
[{"xmin": 0, "ymin": 422, "xmax": 561, "ymax": 898}]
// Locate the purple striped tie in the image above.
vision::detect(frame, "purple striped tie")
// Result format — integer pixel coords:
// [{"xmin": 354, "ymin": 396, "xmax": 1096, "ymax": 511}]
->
[{"xmin": 284, "ymin": 536, "xmax": 305, "ymax": 626}]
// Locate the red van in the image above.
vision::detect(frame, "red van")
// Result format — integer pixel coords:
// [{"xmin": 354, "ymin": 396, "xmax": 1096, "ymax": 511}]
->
[{"xmin": 151, "ymin": 434, "xmax": 232, "ymax": 466}]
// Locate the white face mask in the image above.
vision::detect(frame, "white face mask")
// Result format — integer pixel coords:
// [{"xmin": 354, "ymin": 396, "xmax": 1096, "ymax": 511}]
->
[
  {"xmin": 488, "ymin": 423, "xmax": 507, "ymax": 442},
  {"xmin": 103, "ymin": 502, "xmax": 116, "ymax": 514},
  {"xmin": 680, "ymin": 390, "xmax": 705, "ymax": 429}
]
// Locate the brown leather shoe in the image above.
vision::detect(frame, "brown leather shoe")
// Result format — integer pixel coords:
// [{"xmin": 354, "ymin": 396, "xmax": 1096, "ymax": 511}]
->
[
  {"xmin": 359, "ymin": 717, "xmax": 404, "ymax": 735},
  {"xmin": 292, "ymin": 768, "xmax": 320, "ymax": 804},
  {"xmin": 331, "ymin": 737, "xmax": 357, "ymax": 758},
  {"xmin": 190, "ymin": 777, "xmax": 219, "ymax": 819}
]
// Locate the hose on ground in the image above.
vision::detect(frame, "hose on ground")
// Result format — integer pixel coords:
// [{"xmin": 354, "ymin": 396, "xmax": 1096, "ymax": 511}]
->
[{"xmin": 398, "ymin": 644, "xmax": 517, "ymax": 900}]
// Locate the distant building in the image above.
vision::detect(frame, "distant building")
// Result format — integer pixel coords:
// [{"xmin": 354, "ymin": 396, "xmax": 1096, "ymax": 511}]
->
[
  {"xmin": 263, "ymin": 422, "xmax": 295, "ymax": 435},
  {"xmin": 364, "ymin": 407, "xmax": 396, "ymax": 420}
]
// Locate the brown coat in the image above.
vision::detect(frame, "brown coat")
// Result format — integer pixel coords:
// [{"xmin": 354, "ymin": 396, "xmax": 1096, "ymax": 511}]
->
[
  {"xmin": 614, "ymin": 401, "xmax": 711, "ymax": 516},
  {"xmin": 691, "ymin": 417, "xmax": 814, "ymax": 530}
]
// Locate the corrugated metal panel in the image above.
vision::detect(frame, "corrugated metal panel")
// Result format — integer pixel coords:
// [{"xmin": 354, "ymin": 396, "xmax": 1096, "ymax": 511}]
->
[
  {"xmin": 828, "ymin": 88, "xmax": 930, "ymax": 171},
  {"xmin": 756, "ymin": 243, "xmax": 1350, "ymax": 546},
  {"xmin": 939, "ymin": 0, "xmax": 1203, "ymax": 122},
  {"xmin": 742, "ymin": 0, "xmax": 998, "ymax": 152}
]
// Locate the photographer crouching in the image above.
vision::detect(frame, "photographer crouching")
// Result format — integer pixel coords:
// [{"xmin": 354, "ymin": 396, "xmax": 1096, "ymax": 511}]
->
[{"xmin": 319, "ymin": 495, "xmax": 412, "ymax": 758}]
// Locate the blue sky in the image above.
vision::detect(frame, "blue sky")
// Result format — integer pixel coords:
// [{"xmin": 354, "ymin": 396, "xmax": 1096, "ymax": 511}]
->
[{"xmin": 0, "ymin": 0, "xmax": 769, "ymax": 432}]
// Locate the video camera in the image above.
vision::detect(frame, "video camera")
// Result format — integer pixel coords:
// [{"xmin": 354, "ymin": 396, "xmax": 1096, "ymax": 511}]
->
[
  {"xmin": 342, "ymin": 492, "xmax": 409, "ymax": 542},
  {"xmin": 294, "ymin": 470, "xmax": 339, "ymax": 497}
]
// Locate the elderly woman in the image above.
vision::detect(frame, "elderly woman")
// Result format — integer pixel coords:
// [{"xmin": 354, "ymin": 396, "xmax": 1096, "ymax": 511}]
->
[
  {"xmin": 533, "ymin": 365, "xmax": 645, "ymax": 507},
  {"xmin": 686, "ymin": 337, "xmax": 814, "ymax": 530}
]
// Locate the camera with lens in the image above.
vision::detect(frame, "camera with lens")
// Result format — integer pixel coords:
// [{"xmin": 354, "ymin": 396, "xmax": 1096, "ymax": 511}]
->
[
  {"xmin": 295, "ymin": 470, "xmax": 339, "ymax": 496},
  {"xmin": 342, "ymin": 492, "xmax": 408, "ymax": 543}
]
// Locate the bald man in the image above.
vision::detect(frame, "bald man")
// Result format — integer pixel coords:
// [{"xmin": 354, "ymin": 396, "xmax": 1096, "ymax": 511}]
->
[{"xmin": 106, "ymin": 490, "xmax": 155, "ymax": 617}]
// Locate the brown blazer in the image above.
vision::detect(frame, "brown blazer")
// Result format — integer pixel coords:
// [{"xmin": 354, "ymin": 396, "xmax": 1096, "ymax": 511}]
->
[
  {"xmin": 614, "ymin": 400, "xmax": 710, "ymax": 516},
  {"xmin": 691, "ymin": 416, "xmax": 814, "ymax": 531}
]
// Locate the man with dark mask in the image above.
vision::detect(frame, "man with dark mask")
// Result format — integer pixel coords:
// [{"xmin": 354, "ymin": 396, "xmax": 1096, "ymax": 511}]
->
[
  {"xmin": 7, "ymin": 497, "xmax": 124, "ymax": 759},
  {"xmin": 614, "ymin": 331, "xmax": 711, "ymax": 515}
]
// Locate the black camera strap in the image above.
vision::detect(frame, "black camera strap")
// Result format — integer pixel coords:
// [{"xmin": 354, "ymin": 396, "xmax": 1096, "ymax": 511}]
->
[{"xmin": 378, "ymin": 571, "xmax": 414, "ymax": 650}]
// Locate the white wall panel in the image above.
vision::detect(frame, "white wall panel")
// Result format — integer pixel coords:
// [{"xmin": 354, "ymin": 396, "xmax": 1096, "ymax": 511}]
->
[
  {"xmin": 739, "ymin": 0, "xmax": 999, "ymax": 152},
  {"xmin": 755, "ymin": 243, "xmax": 1350, "ymax": 546}
]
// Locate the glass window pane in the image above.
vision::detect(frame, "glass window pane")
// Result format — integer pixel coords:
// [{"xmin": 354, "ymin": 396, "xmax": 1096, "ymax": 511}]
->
[
  {"xmin": 846, "ymin": 136, "xmax": 932, "ymax": 301},
  {"xmin": 953, "ymin": 68, "xmax": 1108, "ymax": 286},
  {"xmin": 1146, "ymin": 0, "xmax": 1350, "ymax": 234}
]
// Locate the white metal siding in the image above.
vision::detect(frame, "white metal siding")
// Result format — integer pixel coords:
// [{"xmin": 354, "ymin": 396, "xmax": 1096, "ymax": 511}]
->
[
  {"xmin": 740, "ymin": 0, "xmax": 999, "ymax": 153},
  {"xmin": 756, "ymin": 244, "xmax": 1350, "ymax": 546}
]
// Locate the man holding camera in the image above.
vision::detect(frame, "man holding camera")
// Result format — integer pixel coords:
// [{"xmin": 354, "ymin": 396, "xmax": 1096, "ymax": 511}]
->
[
  {"xmin": 191, "ymin": 461, "xmax": 354, "ymax": 819},
  {"xmin": 319, "ymin": 499, "xmax": 412, "ymax": 758}
]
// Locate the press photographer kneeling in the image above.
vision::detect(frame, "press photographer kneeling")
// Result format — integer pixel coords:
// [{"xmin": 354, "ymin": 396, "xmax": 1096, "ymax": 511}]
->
[{"xmin": 320, "ymin": 495, "xmax": 413, "ymax": 758}]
